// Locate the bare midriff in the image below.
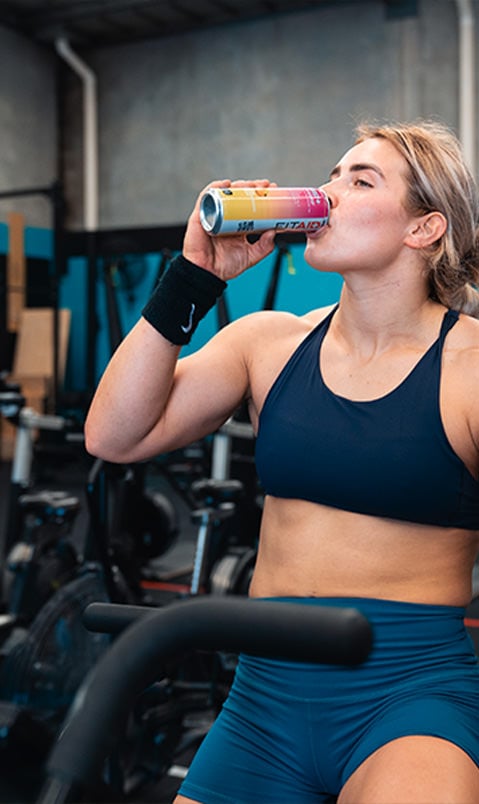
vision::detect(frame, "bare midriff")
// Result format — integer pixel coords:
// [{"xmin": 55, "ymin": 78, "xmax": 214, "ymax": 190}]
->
[{"xmin": 248, "ymin": 496, "xmax": 479, "ymax": 607}]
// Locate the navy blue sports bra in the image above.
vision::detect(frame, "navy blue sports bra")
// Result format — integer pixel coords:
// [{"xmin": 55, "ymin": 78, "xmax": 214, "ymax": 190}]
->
[{"xmin": 255, "ymin": 306, "xmax": 479, "ymax": 529}]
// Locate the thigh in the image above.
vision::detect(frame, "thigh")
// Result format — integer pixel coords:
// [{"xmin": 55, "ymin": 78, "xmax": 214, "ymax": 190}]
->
[
  {"xmin": 176, "ymin": 653, "xmax": 336, "ymax": 804},
  {"xmin": 339, "ymin": 735, "xmax": 479, "ymax": 804},
  {"xmin": 174, "ymin": 798, "xmax": 200, "ymax": 804},
  {"xmin": 176, "ymin": 695, "xmax": 323, "ymax": 804}
]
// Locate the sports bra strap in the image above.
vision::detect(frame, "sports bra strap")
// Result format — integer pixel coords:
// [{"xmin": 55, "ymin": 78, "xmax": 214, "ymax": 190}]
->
[{"xmin": 438, "ymin": 308, "xmax": 459, "ymax": 344}]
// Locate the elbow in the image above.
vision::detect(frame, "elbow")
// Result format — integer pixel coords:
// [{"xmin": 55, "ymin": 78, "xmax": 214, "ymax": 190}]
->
[
  {"xmin": 84, "ymin": 425, "xmax": 109, "ymax": 461},
  {"xmin": 84, "ymin": 422, "xmax": 122, "ymax": 463},
  {"xmin": 84, "ymin": 420, "xmax": 146, "ymax": 464}
]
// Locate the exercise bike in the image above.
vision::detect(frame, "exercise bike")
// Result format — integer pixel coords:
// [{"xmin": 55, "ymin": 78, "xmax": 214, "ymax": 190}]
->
[
  {"xmin": 0, "ymin": 380, "xmax": 257, "ymax": 802},
  {"xmin": 72, "ymin": 437, "xmax": 259, "ymax": 802},
  {"xmin": 0, "ymin": 380, "xmax": 179, "ymax": 800},
  {"xmin": 36, "ymin": 596, "xmax": 373, "ymax": 804}
]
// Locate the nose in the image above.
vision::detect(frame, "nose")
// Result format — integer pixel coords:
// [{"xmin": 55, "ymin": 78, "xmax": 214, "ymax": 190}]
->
[
  {"xmin": 321, "ymin": 186, "xmax": 336, "ymax": 211},
  {"xmin": 320, "ymin": 179, "xmax": 336, "ymax": 210}
]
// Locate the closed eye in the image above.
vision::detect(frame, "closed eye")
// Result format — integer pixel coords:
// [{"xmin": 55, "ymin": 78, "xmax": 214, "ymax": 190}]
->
[{"xmin": 354, "ymin": 178, "xmax": 373, "ymax": 188}]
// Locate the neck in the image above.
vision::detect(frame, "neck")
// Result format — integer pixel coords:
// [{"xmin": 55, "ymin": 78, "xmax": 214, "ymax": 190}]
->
[{"xmin": 334, "ymin": 278, "xmax": 442, "ymax": 352}]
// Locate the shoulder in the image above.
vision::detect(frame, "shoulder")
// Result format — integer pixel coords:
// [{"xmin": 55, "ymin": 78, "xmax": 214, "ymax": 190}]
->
[
  {"xmin": 443, "ymin": 313, "xmax": 479, "ymax": 461},
  {"xmin": 442, "ymin": 313, "xmax": 479, "ymax": 389},
  {"xmin": 222, "ymin": 303, "xmax": 337, "ymax": 342},
  {"xmin": 445, "ymin": 311, "xmax": 479, "ymax": 425},
  {"xmin": 446, "ymin": 312, "xmax": 479, "ymax": 366},
  {"xmin": 300, "ymin": 303, "xmax": 338, "ymax": 327},
  {"xmin": 233, "ymin": 305, "xmax": 336, "ymax": 419},
  {"xmin": 233, "ymin": 304, "xmax": 338, "ymax": 367},
  {"xmin": 189, "ymin": 304, "xmax": 337, "ymax": 387}
]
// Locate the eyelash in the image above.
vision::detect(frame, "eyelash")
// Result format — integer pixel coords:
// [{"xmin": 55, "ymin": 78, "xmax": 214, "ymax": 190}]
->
[{"xmin": 354, "ymin": 178, "xmax": 373, "ymax": 188}]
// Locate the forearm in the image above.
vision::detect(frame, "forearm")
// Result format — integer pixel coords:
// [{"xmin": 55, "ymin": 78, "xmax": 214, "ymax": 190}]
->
[
  {"xmin": 85, "ymin": 255, "xmax": 226, "ymax": 462},
  {"xmin": 84, "ymin": 179, "xmax": 276, "ymax": 463}
]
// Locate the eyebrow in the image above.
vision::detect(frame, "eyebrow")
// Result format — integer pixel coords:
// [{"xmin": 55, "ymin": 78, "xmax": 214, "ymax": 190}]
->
[{"xmin": 329, "ymin": 162, "xmax": 386, "ymax": 181}]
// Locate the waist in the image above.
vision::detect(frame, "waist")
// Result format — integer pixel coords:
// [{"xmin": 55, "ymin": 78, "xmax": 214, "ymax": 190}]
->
[
  {"xmin": 237, "ymin": 596, "xmax": 477, "ymax": 695},
  {"xmin": 249, "ymin": 497, "xmax": 479, "ymax": 606}
]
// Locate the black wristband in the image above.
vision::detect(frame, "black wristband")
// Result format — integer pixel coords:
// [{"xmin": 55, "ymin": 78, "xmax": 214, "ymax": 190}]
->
[{"xmin": 142, "ymin": 254, "xmax": 227, "ymax": 345}]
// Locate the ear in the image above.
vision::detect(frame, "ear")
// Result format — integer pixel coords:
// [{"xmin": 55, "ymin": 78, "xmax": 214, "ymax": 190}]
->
[{"xmin": 404, "ymin": 211, "xmax": 447, "ymax": 250}]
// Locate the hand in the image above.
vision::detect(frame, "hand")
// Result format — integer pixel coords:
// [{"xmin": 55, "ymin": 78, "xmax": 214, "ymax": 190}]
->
[{"xmin": 183, "ymin": 179, "xmax": 277, "ymax": 281}]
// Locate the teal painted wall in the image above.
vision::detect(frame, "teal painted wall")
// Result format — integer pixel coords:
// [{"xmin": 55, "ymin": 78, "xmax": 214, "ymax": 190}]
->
[
  {"xmin": 2, "ymin": 227, "xmax": 343, "ymax": 392},
  {"xmin": 90, "ymin": 243, "xmax": 343, "ymax": 387}
]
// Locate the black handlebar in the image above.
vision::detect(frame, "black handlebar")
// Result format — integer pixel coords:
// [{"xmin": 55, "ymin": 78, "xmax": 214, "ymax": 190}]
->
[{"xmin": 39, "ymin": 597, "xmax": 372, "ymax": 803}]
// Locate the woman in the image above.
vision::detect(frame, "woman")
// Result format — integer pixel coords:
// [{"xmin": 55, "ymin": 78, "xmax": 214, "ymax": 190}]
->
[{"xmin": 85, "ymin": 120, "xmax": 479, "ymax": 803}]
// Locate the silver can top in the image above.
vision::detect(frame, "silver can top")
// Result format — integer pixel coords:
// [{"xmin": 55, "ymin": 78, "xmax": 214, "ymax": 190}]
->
[{"xmin": 199, "ymin": 189, "xmax": 224, "ymax": 234}]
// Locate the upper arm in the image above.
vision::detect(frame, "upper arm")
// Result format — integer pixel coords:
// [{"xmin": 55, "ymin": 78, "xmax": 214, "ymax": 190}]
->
[
  {"xmin": 139, "ymin": 316, "xmax": 255, "ymax": 457},
  {"xmin": 86, "ymin": 307, "xmax": 306, "ymax": 464},
  {"xmin": 163, "ymin": 306, "xmax": 328, "ymax": 453}
]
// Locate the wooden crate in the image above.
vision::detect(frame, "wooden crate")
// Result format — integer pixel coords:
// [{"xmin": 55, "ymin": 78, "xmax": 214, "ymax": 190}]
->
[{"xmin": 12, "ymin": 307, "xmax": 70, "ymax": 384}]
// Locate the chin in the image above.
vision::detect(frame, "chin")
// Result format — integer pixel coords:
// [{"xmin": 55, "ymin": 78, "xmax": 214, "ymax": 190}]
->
[{"xmin": 304, "ymin": 240, "xmax": 325, "ymax": 266}]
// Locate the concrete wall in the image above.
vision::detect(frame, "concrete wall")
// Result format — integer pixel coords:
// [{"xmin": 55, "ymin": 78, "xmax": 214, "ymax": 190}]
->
[
  {"xmin": 0, "ymin": 0, "xmax": 473, "ymax": 389},
  {"xmin": 0, "ymin": 0, "xmax": 468, "ymax": 231},
  {"xmin": 60, "ymin": 0, "xmax": 461, "ymax": 230},
  {"xmin": 0, "ymin": 26, "xmax": 57, "ymax": 228}
]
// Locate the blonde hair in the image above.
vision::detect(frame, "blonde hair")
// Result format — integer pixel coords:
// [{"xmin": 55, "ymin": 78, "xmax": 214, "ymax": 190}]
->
[{"xmin": 355, "ymin": 120, "xmax": 479, "ymax": 317}]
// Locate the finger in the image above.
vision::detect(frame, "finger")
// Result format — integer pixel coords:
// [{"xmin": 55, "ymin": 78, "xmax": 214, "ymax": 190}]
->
[
  {"xmin": 205, "ymin": 179, "xmax": 232, "ymax": 189},
  {"xmin": 248, "ymin": 230, "xmax": 277, "ymax": 264},
  {"xmin": 192, "ymin": 179, "xmax": 232, "ymax": 214},
  {"xmin": 230, "ymin": 178, "xmax": 272, "ymax": 188}
]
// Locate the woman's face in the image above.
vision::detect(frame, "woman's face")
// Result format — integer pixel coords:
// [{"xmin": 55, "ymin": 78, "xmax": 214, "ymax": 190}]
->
[{"xmin": 305, "ymin": 136, "xmax": 418, "ymax": 277}]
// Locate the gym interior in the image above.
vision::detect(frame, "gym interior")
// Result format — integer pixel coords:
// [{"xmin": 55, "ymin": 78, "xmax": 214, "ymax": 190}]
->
[{"xmin": 1, "ymin": 0, "xmax": 479, "ymax": 801}]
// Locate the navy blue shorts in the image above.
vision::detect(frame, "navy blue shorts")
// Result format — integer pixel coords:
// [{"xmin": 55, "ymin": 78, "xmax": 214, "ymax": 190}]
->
[{"xmin": 178, "ymin": 596, "xmax": 479, "ymax": 804}]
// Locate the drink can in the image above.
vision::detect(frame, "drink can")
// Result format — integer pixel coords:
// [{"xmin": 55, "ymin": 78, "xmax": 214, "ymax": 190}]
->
[{"xmin": 199, "ymin": 186, "xmax": 330, "ymax": 236}]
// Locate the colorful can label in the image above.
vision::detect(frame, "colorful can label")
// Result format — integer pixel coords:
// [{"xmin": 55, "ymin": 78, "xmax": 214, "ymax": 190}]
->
[{"xmin": 200, "ymin": 186, "xmax": 330, "ymax": 235}]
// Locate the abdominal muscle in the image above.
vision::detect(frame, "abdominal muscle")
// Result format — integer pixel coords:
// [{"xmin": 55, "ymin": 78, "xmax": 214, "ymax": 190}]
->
[{"xmin": 248, "ymin": 496, "xmax": 479, "ymax": 607}]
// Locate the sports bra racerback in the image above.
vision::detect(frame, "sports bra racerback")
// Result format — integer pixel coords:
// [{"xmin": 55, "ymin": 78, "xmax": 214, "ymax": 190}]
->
[{"xmin": 255, "ymin": 306, "xmax": 479, "ymax": 529}]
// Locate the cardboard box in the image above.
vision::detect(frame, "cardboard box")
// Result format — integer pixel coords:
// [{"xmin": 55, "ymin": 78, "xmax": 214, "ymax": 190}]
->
[{"xmin": 12, "ymin": 308, "xmax": 70, "ymax": 383}]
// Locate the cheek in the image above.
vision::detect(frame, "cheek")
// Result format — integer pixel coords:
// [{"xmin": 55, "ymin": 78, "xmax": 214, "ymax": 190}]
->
[
  {"xmin": 347, "ymin": 204, "xmax": 409, "ymax": 245},
  {"xmin": 360, "ymin": 197, "xmax": 408, "ymax": 225},
  {"xmin": 351, "ymin": 203, "xmax": 387, "ymax": 227}
]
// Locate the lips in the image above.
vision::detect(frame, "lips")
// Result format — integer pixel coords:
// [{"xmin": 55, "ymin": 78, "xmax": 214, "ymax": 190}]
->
[{"xmin": 306, "ymin": 224, "xmax": 329, "ymax": 240}]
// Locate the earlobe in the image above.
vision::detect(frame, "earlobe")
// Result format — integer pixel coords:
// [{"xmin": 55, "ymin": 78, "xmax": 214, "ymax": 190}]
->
[{"xmin": 405, "ymin": 211, "xmax": 447, "ymax": 249}]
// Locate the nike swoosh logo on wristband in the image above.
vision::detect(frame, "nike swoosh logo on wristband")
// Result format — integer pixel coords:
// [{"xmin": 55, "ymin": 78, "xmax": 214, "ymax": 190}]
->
[{"xmin": 181, "ymin": 303, "xmax": 196, "ymax": 333}]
